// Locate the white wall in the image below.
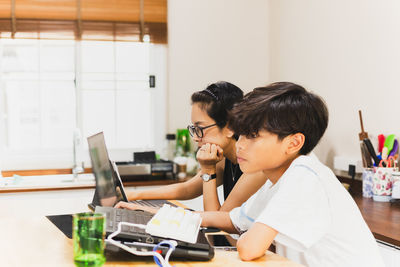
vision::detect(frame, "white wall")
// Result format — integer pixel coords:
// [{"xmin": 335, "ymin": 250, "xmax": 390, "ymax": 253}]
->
[
  {"xmin": 269, "ymin": 0, "xmax": 400, "ymax": 168},
  {"xmin": 167, "ymin": 0, "xmax": 270, "ymax": 132}
]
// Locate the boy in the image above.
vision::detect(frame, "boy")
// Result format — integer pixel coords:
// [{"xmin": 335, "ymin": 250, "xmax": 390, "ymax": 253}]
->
[{"xmin": 200, "ymin": 82, "xmax": 384, "ymax": 266}]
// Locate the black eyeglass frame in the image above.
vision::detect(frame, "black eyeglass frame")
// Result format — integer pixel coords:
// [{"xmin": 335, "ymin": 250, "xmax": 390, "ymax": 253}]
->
[{"xmin": 187, "ymin": 123, "xmax": 217, "ymax": 138}]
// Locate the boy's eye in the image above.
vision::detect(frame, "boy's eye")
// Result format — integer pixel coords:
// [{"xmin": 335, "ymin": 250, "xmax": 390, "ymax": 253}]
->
[{"xmin": 247, "ymin": 133, "xmax": 258, "ymax": 139}]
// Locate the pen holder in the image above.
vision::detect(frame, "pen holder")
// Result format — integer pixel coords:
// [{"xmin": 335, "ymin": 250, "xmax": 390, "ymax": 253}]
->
[
  {"xmin": 362, "ymin": 168, "xmax": 374, "ymax": 198},
  {"xmin": 392, "ymin": 171, "xmax": 400, "ymax": 199},
  {"xmin": 372, "ymin": 167, "xmax": 398, "ymax": 202}
]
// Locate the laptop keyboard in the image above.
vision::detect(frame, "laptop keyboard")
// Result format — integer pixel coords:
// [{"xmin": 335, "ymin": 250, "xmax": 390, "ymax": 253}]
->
[
  {"xmin": 95, "ymin": 206, "xmax": 153, "ymax": 234},
  {"xmin": 129, "ymin": 199, "xmax": 177, "ymax": 208}
]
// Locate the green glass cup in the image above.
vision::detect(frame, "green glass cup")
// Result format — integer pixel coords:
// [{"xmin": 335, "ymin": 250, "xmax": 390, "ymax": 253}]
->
[{"xmin": 73, "ymin": 212, "xmax": 106, "ymax": 267}]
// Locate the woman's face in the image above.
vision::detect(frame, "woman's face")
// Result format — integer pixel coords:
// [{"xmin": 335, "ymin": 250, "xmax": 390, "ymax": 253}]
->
[{"xmin": 190, "ymin": 103, "xmax": 233, "ymax": 149}]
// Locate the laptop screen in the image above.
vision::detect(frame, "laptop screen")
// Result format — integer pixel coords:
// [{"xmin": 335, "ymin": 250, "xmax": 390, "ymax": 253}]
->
[{"xmin": 87, "ymin": 132, "xmax": 124, "ymax": 207}]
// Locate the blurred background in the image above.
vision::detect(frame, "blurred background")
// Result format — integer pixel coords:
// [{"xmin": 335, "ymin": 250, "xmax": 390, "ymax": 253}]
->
[{"xmin": 0, "ymin": 0, "xmax": 399, "ymax": 176}]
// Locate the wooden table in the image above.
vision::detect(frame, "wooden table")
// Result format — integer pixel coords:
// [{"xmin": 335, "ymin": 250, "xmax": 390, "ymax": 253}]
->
[
  {"xmin": 0, "ymin": 215, "xmax": 303, "ymax": 267},
  {"xmin": 0, "ymin": 185, "xmax": 302, "ymax": 267},
  {"xmin": 353, "ymin": 194, "xmax": 400, "ymax": 247},
  {"xmin": 338, "ymin": 176, "xmax": 400, "ymax": 247}
]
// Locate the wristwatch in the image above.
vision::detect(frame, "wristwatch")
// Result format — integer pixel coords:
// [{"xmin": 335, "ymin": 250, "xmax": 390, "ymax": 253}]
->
[{"xmin": 201, "ymin": 173, "xmax": 217, "ymax": 182}]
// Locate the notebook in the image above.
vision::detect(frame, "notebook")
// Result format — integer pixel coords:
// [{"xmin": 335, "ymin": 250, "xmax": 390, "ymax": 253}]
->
[
  {"xmin": 87, "ymin": 132, "xmax": 214, "ymax": 260},
  {"xmin": 87, "ymin": 132, "xmax": 175, "ymax": 210},
  {"xmin": 145, "ymin": 204, "xmax": 202, "ymax": 244}
]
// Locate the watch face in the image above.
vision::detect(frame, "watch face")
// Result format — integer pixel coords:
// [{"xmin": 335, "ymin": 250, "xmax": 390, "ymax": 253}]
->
[{"xmin": 202, "ymin": 174, "xmax": 211, "ymax": 182}]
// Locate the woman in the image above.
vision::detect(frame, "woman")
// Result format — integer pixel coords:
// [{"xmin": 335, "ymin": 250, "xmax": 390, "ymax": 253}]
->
[{"xmin": 118, "ymin": 81, "xmax": 267, "ymax": 212}]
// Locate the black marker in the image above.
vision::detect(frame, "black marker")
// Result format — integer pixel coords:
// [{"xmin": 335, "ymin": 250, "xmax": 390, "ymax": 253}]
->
[{"xmin": 363, "ymin": 138, "xmax": 385, "ymax": 167}]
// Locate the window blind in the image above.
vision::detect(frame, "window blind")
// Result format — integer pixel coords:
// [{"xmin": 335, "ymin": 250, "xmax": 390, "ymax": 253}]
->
[{"xmin": 0, "ymin": 0, "xmax": 167, "ymax": 43}]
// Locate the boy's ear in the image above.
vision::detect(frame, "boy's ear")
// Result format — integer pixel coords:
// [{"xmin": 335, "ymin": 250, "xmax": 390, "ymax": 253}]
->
[{"xmin": 286, "ymin": 133, "xmax": 305, "ymax": 154}]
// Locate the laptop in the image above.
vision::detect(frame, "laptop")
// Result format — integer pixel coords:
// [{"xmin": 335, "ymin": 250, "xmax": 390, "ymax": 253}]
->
[
  {"xmin": 87, "ymin": 132, "xmax": 175, "ymax": 210},
  {"xmin": 87, "ymin": 132, "xmax": 214, "ymax": 260}
]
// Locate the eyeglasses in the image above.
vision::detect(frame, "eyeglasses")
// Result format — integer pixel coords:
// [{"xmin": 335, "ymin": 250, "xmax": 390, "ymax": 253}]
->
[{"xmin": 187, "ymin": 123, "xmax": 217, "ymax": 138}]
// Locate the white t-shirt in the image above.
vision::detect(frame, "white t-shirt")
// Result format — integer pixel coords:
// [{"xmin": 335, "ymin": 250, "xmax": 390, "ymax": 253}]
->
[{"xmin": 230, "ymin": 155, "xmax": 385, "ymax": 267}]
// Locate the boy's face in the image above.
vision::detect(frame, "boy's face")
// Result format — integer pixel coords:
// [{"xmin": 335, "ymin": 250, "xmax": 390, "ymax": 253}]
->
[{"xmin": 236, "ymin": 130, "xmax": 299, "ymax": 180}]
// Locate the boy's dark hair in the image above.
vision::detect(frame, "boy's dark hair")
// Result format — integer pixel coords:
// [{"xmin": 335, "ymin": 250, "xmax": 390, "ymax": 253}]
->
[
  {"xmin": 229, "ymin": 82, "xmax": 328, "ymax": 155},
  {"xmin": 191, "ymin": 81, "xmax": 243, "ymax": 129}
]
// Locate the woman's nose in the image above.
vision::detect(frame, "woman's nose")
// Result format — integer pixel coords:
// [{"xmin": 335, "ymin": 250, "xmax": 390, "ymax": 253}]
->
[{"xmin": 192, "ymin": 135, "xmax": 201, "ymax": 143}]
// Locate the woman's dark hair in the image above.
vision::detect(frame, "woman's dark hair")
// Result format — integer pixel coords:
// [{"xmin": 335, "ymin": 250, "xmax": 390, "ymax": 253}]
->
[
  {"xmin": 229, "ymin": 82, "xmax": 329, "ymax": 155},
  {"xmin": 191, "ymin": 81, "xmax": 243, "ymax": 129}
]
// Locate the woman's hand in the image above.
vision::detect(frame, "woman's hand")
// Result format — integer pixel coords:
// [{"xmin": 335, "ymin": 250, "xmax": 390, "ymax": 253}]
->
[
  {"xmin": 114, "ymin": 201, "xmax": 158, "ymax": 214},
  {"xmin": 197, "ymin": 143, "xmax": 224, "ymax": 174}
]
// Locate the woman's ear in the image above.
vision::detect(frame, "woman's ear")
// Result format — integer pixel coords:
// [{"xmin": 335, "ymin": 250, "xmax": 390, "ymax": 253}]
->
[
  {"xmin": 286, "ymin": 133, "xmax": 305, "ymax": 155},
  {"xmin": 223, "ymin": 126, "xmax": 235, "ymax": 138}
]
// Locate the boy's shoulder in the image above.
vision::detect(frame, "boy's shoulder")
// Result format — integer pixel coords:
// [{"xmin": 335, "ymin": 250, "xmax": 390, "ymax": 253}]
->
[
  {"xmin": 283, "ymin": 154, "xmax": 334, "ymax": 183},
  {"xmin": 281, "ymin": 155, "xmax": 339, "ymax": 191},
  {"xmin": 289, "ymin": 154, "xmax": 324, "ymax": 173}
]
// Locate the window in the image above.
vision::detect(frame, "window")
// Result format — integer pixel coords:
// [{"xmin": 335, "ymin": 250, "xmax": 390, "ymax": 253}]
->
[{"xmin": 0, "ymin": 39, "xmax": 167, "ymax": 170}]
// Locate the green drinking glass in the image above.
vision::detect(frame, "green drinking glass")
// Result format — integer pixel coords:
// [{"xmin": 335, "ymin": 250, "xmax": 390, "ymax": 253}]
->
[{"xmin": 73, "ymin": 212, "xmax": 106, "ymax": 267}]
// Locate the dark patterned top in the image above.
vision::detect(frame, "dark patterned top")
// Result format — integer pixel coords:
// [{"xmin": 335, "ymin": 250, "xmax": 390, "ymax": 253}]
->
[{"xmin": 223, "ymin": 158, "xmax": 243, "ymax": 200}]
